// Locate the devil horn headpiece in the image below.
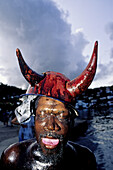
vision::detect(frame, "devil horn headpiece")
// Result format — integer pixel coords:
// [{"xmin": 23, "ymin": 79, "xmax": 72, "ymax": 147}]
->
[
  {"xmin": 16, "ymin": 41, "xmax": 98, "ymax": 103},
  {"xmin": 16, "ymin": 49, "xmax": 44, "ymax": 85}
]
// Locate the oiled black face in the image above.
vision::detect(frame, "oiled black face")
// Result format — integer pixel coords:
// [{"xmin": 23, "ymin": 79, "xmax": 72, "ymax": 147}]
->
[{"xmin": 35, "ymin": 96, "xmax": 70, "ymax": 156}]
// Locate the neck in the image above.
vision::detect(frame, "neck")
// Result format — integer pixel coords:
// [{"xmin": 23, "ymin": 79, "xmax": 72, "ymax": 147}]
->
[{"xmin": 28, "ymin": 141, "xmax": 65, "ymax": 169}]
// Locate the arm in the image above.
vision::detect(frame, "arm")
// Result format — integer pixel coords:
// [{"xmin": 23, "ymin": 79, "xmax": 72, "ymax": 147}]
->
[
  {"xmin": 79, "ymin": 145, "xmax": 97, "ymax": 170},
  {"xmin": 87, "ymin": 151, "xmax": 97, "ymax": 170},
  {"xmin": 11, "ymin": 117, "xmax": 27, "ymax": 128},
  {"xmin": 11, "ymin": 117, "xmax": 20, "ymax": 125}
]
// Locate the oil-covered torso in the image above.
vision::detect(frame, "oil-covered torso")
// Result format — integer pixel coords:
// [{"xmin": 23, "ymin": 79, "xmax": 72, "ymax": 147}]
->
[{"xmin": 1, "ymin": 139, "xmax": 96, "ymax": 170}]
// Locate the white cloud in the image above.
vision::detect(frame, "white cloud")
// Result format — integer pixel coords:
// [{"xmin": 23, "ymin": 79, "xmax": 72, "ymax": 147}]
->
[
  {"xmin": 0, "ymin": 0, "xmax": 92, "ymax": 89},
  {"xmin": 75, "ymin": 28, "xmax": 83, "ymax": 33}
]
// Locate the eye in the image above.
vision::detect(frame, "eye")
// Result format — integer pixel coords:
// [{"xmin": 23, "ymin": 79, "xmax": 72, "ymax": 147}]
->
[
  {"xmin": 40, "ymin": 111, "xmax": 45, "ymax": 117},
  {"xmin": 57, "ymin": 111, "xmax": 69, "ymax": 120},
  {"xmin": 36, "ymin": 110, "xmax": 46, "ymax": 119}
]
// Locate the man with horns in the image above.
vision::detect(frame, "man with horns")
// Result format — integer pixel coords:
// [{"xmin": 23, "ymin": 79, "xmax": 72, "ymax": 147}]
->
[{"xmin": 0, "ymin": 41, "xmax": 98, "ymax": 169}]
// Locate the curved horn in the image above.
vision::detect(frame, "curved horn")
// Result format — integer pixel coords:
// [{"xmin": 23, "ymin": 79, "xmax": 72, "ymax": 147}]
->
[
  {"xmin": 16, "ymin": 48, "xmax": 44, "ymax": 85},
  {"xmin": 66, "ymin": 41, "xmax": 98, "ymax": 97}
]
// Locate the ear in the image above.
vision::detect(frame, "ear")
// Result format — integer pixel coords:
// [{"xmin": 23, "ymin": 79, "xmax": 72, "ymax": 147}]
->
[
  {"xmin": 30, "ymin": 96, "xmax": 40, "ymax": 115},
  {"xmin": 69, "ymin": 117, "xmax": 75, "ymax": 129},
  {"xmin": 30, "ymin": 99, "xmax": 36, "ymax": 115}
]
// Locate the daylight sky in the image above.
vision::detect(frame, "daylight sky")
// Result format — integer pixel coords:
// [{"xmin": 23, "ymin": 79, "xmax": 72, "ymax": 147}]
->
[{"xmin": 0, "ymin": 0, "xmax": 113, "ymax": 89}]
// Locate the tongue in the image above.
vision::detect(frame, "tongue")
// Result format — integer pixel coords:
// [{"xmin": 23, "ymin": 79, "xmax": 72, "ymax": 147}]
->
[{"xmin": 42, "ymin": 138, "xmax": 59, "ymax": 146}]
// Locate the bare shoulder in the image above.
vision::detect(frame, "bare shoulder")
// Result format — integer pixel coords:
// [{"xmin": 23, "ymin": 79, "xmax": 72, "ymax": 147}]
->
[
  {"xmin": 1, "ymin": 142, "xmax": 20, "ymax": 165},
  {"xmin": 0, "ymin": 139, "xmax": 35, "ymax": 169},
  {"xmin": 67, "ymin": 141, "xmax": 97, "ymax": 170}
]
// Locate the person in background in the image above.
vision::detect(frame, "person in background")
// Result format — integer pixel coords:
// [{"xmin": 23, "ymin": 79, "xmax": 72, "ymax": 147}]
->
[
  {"xmin": 11, "ymin": 115, "xmax": 35, "ymax": 142},
  {"xmin": 3, "ymin": 111, "xmax": 9, "ymax": 127},
  {"xmin": 8, "ymin": 111, "xmax": 14, "ymax": 127}
]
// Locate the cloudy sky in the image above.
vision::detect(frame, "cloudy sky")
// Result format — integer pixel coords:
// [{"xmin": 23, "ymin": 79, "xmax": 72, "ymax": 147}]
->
[{"xmin": 0, "ymin": 0, "xmax": 113, "ymax": 89}]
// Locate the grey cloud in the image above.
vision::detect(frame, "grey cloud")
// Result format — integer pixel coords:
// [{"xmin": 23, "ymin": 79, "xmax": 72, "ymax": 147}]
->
[
  {"xmin": 94, "ymin": 61, "xmax": 113, "ymax": 84},
  {"xmin": 110, "ymin": 48, "xmax": 113, "ymax": 59},
  {"xmin": 0, "ymin": 0, "xmax": 89, "ymax": 88},
  {"xmin": 93, "ymin": 22, "xmax": 113, "ymax": 85},
  {"xmin": 105, "ymin": 22, "xmax": 113, "ymax": 40},
  {"xmin": 95, "ymin": 64, "xmax": 109, "ymax": 80}
]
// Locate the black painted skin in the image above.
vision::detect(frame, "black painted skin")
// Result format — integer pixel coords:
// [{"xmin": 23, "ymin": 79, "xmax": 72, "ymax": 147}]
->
[
  {"xmin": 0, "ymin": 97, "xmax": 97, "ymax": 170},
  {"xmin": 0, "ymin": 139, "xmax": 97, "ymax": 170}
]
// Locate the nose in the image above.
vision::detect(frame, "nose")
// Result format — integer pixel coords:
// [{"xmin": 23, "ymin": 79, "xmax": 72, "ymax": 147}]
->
[{"xmin": 44, "ymin": 115, "xmax": 60, "ymax": 131}]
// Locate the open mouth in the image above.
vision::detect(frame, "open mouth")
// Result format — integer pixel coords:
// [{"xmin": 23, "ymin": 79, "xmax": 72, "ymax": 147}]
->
[{"xmin": 42, "ymin": 137, "xmax": 59, "ymax": 149}]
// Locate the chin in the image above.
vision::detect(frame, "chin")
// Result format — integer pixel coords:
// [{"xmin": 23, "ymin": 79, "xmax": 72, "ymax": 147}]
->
[{"xmin": 37, "ymin": 133, "xmax": 65, "ymax": 165}]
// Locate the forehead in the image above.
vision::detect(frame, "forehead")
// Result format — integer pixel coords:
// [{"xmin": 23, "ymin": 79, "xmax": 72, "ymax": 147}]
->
[{"xmin": 37, "ymin": 96, "xmax": 66, "ymax": 109}]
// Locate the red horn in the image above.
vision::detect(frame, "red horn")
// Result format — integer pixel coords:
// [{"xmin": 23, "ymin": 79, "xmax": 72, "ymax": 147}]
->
[
  {"xmin": 16, "ymin": 48, "xmax": 44, "ymax": 85},
  {"xmin": 66, "ymin": 41, "xmax": 98, "ymax": 97}
]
